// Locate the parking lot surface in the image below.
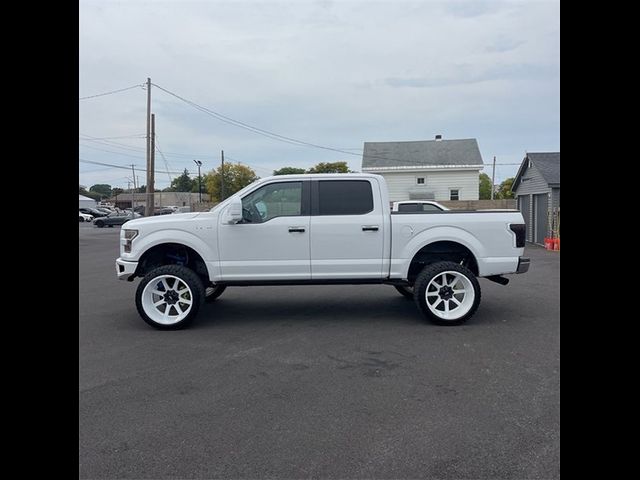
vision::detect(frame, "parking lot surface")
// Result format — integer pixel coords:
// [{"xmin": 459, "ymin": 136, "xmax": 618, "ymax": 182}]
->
[{"xmin": 79, "ymin": 223, "xmax": 560, "ymax": 479}]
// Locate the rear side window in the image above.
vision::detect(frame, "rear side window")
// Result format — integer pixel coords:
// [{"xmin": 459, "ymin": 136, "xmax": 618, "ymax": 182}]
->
[
  {"xmin": 421, "ymin": 204, "xmax": 442, "ymax": 212},
  {"xmin": 317, "ymin": 180, "xmax": 374, "ymax": 215},
  {"xmin": 398, "ymin": 203, "xmax": 419, "ymax": 212}
]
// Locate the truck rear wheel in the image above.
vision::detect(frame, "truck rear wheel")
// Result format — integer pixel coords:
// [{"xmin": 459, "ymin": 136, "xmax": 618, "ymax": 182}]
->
[
  {"xmin": 135, "ymin": 265, "xmax": 205, "ymax": 330},
  {"xmin": 413, "ymin": 261, "xmax": 481, "ymax": 325}
]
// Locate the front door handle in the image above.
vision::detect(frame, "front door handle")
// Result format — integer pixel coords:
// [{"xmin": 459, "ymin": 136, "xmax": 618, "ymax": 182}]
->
[
  {"xmin": 362, "ymin": 225, "xmax": 379, "ymax": 232},
  {"xmin": 288, "ymin": 227, "xmax": 306, "ymax": 233}
]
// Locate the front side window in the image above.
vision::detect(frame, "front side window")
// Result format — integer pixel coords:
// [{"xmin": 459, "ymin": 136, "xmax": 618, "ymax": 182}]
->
[
  {"xmin": 416, "ymin": 177, "xmax": 425, "ymax": 185},
  {"xmin": 450, "ymin": 189, "xmax": 460, "ymax": 201},
  {"xmin": 241, "ymin": 182, "xmax": 302, "ymax": 223},
  {"xmin": 317, "ymin": 180, "xmax": 373, "ymax": 215}
]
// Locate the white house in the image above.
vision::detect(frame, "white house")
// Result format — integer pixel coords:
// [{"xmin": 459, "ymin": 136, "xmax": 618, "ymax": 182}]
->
[
  {"xmin": 361, "ymin": 135, "xmax": 483, "ymax": 202},
  {"xmin": 79, "ymin": 194, "xmax": 97, "ymax": 209}
]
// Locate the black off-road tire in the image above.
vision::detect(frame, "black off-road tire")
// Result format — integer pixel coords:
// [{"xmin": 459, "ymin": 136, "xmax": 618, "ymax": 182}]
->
[
  {"xmin": 135, "ymin": 265, "xmax": 205, "ymax": 330},
  {"xmin": 413, "ymin": 261, "xmax": 481, "ymax": 326}
]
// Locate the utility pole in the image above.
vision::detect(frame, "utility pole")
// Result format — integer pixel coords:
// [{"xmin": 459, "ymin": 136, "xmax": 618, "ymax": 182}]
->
[
  {"xmin": 145, "ymin": 77, "xmax": 152, "ymax": 216},
  {"xmin": 193, "ymin": 160, "xmax": 203, "ymax": 202},
  {"xmin": 491, "ymin": 155, "xmax": 496, "ymax": 200},
  {"xmin": 220, "ymin": 150, "xmax": 225, "ymax": 202},
  {"xmin": 146, "ymin": 113, "xmax": 155, "ymax": 216}
]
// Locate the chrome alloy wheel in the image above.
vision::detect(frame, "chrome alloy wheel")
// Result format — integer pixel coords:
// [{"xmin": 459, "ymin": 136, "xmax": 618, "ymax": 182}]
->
[
  {"xmin": 140, "ymin": 275, "xmax": 194, "ymax": 325},
  {"xmin": 425, "ymin": 270, "xmax": 475, "ymax": 321}
]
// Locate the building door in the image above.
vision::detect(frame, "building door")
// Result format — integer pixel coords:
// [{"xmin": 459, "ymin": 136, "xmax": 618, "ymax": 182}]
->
[
  {"xmin": 533, "ymin": 193, "xmax": 549, "ymax": 245},
  {"xmin": 518, "ymin": 196, "xmax": 531, "ymax": 242}
]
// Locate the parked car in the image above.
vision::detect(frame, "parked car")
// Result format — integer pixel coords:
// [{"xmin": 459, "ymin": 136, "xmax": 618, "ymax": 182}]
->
[
  {"xmin": 116, "ymin": 173, "xmax": 529, "ymax": 330},
  {"xmin": 79, "ymin": 213, "xmax": 93, "ymax": 222},
  {"xmin": 95, "ymin": 207, "xmax": 116, "ymax": 214},
  {"xmin": 391, "ymin": 200, "xmax": 449, "ymax": 212},
  {"xmin": 94, "ymin": 211, "xmax": 142, "ymax": 228},
  {"xmin": 79, "ymin": 207, "xmax": 108, "ymax": 218},
  {"xmin": 154, "ymin": 207, "xmax": 175, "ymax": 216}
]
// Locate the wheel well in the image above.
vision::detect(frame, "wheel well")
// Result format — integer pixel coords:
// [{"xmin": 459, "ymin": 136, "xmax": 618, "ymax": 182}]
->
[
  {"xmin": 407, "ymin": 241, "xmax": 478, "ymax": 284},
  {"xmin": 135, "ymin": 243, "xmax": 210, "ymax": 284}
]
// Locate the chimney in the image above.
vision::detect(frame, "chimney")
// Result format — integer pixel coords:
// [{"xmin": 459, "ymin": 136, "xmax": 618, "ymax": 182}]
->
[{"xmin": 435, "ymin": 134, "xmax": 442, "ymax": 141}]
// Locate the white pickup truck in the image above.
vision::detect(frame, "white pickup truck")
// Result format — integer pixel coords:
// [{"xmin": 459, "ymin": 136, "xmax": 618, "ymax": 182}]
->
[{"xmin": 116, "ymin": 173, "xmax": 529, "ymax": 329}]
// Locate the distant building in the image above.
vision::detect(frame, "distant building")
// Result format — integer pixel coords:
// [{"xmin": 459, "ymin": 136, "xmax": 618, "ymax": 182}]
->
[
  {"xmin": 79, "ymin": 194, "xmax": 97, "ymax": 209},
  {"xmin": 512, "ymin": 152, "xmax": 560, "ymax": 245},
  {"xmin": 361, "ymin": 135, "xmax": 483, "ymax": 202},
  {"xmin": 111, "ymin": 192, "xmax": 210, "ymax": 210}
]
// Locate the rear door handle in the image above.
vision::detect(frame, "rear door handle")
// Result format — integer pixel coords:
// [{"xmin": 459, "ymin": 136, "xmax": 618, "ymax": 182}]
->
[
  {"xmin": 288, "ymin": 227, "xmax": 306, "ymax": 233},
  {"xmin": 362, "ymin": 225, "xmax": 379, "ymax": 232}
]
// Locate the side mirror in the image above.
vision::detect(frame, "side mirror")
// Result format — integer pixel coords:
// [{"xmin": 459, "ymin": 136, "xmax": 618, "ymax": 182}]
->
[{"xmin": 226, "ymin": 197, "xmax": 243, "ymax": 224}]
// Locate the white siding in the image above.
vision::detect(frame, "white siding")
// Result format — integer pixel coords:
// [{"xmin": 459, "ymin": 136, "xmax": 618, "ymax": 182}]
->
[{"xmin": 377, "ymin": 170, "xmax": 480, "ymax": 202}]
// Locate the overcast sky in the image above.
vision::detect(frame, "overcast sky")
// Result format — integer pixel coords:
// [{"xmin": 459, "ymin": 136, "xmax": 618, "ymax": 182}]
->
[{"xmin": 79, "ymin": 0, "xmax": 559, "ymax": 190}]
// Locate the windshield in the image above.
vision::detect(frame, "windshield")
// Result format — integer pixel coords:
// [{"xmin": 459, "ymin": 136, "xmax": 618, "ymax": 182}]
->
[{"xmin": 209, "ymin": 178, "xmax": 266, "ymax": 213}]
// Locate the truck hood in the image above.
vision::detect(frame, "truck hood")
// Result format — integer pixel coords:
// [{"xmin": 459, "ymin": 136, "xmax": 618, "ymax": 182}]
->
[{"xmin": 124, "ymin": 212, "xmax": 204, "ymax": 229}]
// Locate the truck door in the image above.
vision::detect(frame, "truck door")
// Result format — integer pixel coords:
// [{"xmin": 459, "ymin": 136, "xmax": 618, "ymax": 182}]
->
[
  {"xmin": 218, "ymin": 180, "xmax": 311, "ymax": 280},
  {"xmin": 310, "ymin": 179, "xmax": 385, "ymax": 279}
]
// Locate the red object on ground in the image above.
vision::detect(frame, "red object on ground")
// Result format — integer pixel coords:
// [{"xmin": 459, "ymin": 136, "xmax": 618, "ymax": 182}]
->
[
  {"xmin": 553, "ymin": 238, "xmax": 560, "ymax": 251},
  {"xmin": 544, "ymin": 238, "xmax": 553, "ymax": 250}
]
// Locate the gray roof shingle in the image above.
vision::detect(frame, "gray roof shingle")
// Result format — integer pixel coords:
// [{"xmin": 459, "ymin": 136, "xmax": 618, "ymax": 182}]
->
[
  {"xmin": 528, "ymin": 152, "xmax": 560, "ymax": 185},
  {"xmin": 362, "ymin": 138, "xmax": 484, "ymax": 169}
]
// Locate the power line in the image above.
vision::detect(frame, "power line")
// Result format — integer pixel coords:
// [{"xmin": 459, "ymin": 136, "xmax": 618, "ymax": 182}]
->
[
  {"xmin": 79, "ymin": 133, "xmax": 146, "ymax": 140},
  {"xmin": 152, "ymin": 82, "xmax": 361, "ymax": 155},
  {"xmin": 79, "ymin": 134, "xmax": 218, "ymax": 160},
  {"xmin": 151, "ymin": 83, "xmax": 527, "ymax": 168},
  {"xmin": 154, "ymin": 136, "xmax": 175, "ymax": 183},
  {"xmin": 79, "ymin": 158, "xmax": 185, "ymax": 175},
  {"xmin": 79, "ymin": 84, "xmax": 144, "ymax": 100},
  {"xmin": 79, "ymin": 143, "xmax": 146, "ymax": 159}
]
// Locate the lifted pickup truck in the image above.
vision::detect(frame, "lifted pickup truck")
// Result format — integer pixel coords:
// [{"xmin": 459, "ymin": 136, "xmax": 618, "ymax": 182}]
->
[{"xmin": 116, "ymin": 173, "xmax": 529, "ymax": 329}]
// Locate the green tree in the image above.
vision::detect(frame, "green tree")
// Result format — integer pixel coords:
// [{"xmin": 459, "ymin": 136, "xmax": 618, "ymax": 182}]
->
[
  {"xmin": 112, "ymin": 187, "xmax": 125, "ymax": 196},
  {"xmin": 479, "ymin": 172, "xmax": 492, "ymax": 200},
  {"xmin": 307, "ymin": 161, "xmax": 353, "ymax": 174},
  {"xmin": 89, "ymin": 184, "xmax": 112, "ymax": 198},
  {"xmin": 167, "ymin": 169, "xmax": 195, "ymax": 192},
  {"xmin": 497, "ymin": 177, "xmax": 515, "ymax": 199},
  {"xmin": 205, "ymin": 163, "xmax": 259, "ymax": 202},
  {"xmin": 273, "ymin": 167, "xmax": 306, "ymax": 175},
  {"xmin": 80, "ymin": 185, "xmax": 102, "ymax": 201}
]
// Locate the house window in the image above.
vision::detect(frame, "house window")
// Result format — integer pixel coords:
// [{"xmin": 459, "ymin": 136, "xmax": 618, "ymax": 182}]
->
[
  {"xmin": 450, "ymin": 189, "xmax": 459, "ymax": 201},
  {"xmin": 416, "ymin": 177, "xmax": 425, "ymax": 185}
]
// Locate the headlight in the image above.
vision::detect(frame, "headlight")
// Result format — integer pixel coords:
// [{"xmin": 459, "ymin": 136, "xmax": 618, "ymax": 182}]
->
[{"xmin": 123, "ymin": 229, "xmax": 138, "ymax": 253}]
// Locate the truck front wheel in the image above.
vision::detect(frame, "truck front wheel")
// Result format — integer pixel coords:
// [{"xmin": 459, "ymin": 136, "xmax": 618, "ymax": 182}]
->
[
  {"xmin": 135, "ymin": 265, "xmax": 205, "ymax": 330},
  {"xmin": 414, "ymin": 261, "xmax": 481, "ymax": 326}
]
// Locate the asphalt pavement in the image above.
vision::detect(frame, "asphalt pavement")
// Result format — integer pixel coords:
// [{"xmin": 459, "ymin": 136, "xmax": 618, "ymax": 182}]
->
[{"xmin": 79, "ymin": 222, "xmax": 560, "ymax": 479}]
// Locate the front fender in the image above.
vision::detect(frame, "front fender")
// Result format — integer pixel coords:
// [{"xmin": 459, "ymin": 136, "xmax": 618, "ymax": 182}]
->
[{"xmin": 124, "ymin": 229, "xmax": 219, "ymax": 279}]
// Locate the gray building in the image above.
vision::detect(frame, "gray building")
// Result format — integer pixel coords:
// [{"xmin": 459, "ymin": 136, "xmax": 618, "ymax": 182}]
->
[
  {"xmin": 111, "ymin": 192, "xmax": 210, "ymax": 210},
  {"xmin": 361, "ymin": 136, "xmax": 484, "ymax": 202},
  {"xmin": 512, "ymin": 152, "xmax": 560, "ymax": 245}
]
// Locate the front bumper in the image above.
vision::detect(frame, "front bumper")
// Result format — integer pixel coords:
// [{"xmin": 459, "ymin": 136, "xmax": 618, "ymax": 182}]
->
[
  {"xmin": 516, "ymin": 257, "xmax": 530, "ymax": 274},
  {"xmin": 115, "ymin": 258, "xmax": 138, "ymax": 280}
]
